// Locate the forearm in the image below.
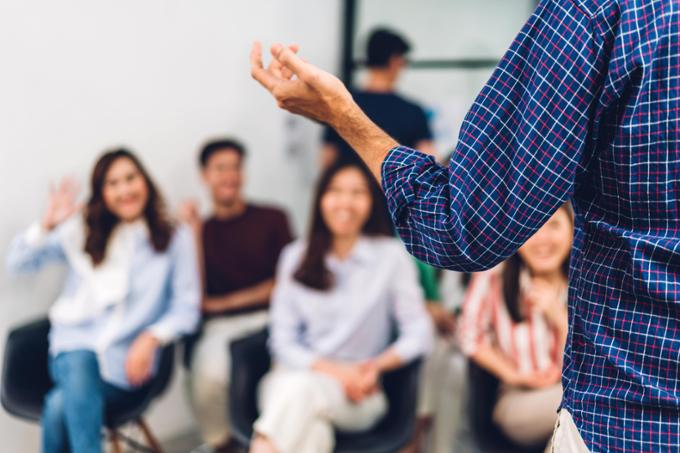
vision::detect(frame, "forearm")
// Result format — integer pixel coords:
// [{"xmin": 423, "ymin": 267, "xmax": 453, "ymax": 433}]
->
[
  {"xmin": 203, "ymin": 279, "xmax": 275, "ymax": 312},
  {"xmin": 370, "ymin": 348, "xmax": 403, "ymax": 373},
  {"xmin": 329, "ymin": 100, "xmax": 398, "ymax": 183},
  {"xmin": 471, "ymin": 344, "xmax": 519, "ymax": 384}
]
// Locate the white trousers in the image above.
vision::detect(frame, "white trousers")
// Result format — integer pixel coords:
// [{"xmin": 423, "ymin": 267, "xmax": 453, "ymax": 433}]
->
[
  {"xmin": 254, "ymin": 368, "xmax": 388, "ymax": 453},
  {"xmin": 187, "ymin": 311, "xmax": 269, "ymax": 446},
  {"xmin": 550, "ymin": 409, "xmax": 591, "ymax": 453},
  {"xmin": 493, "ymin": 383, "xmax": 563, "ymax": 448}
]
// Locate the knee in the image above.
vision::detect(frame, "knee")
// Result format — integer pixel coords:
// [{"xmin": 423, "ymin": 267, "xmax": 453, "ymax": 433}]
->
[
  {"xmin": 190, "ymin": 373, "xmax": 228, "ymax": 405},
  {"xmin": 267, "ymin": 372, "xmax": 327, "ymax": 412},
  {"xmin": 54, "ymin": 352, "xmax": 100, "ymax": 392},
  {"xmin": 43, "ymin": 389, "xmax": 65, "ymax": 424}
]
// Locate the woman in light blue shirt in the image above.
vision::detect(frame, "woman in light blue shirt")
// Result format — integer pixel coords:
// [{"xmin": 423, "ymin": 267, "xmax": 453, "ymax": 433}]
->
[
  {"xmin": 251, "ymin": 161, "xmax": 433, "ymax": 453},
  {"xmin": 6, "ymin": 149, "xmax": 200, "ymax": 453}
]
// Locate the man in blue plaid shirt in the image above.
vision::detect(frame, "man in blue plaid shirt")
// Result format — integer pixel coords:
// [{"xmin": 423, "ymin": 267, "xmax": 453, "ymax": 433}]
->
[{"xmin": 251, "ymin": 0, "xmax": 679, "ymax": 451}]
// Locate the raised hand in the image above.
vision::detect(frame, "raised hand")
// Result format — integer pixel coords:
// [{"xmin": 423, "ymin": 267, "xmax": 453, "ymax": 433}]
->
[
  {"xmin": 250, "ymin": 41, "xmax": 398, "ymax": 181},
  {"xmin": 250, "ymin": 42, "xmax": 354, "ymax": 127},
  {"xmin": 42, "ymin": 177, "xmax": 82, "ymax": 231},
  {"xmin": 178, "ymin": 199, "xmax": 201, "ymax": 231},
  {"xmin": 525, "ymin": 277, "xmax": 567, "ymax": 327}
]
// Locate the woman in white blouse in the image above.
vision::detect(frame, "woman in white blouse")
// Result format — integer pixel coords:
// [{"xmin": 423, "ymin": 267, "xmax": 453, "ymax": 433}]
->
[
  {"xmin": 6, "ymin": 149, "xmax": 200, "ymax": 453},
  {"xmin": 249, "ymin": 160, "xmax": 433, "ymax": 453}
]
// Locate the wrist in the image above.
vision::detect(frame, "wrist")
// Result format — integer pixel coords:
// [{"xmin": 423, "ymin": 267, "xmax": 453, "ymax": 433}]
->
[
  {"xmin": 328, "ymin": 96, "xmax": 359, "ymax": 131},
  {"xmin": 142, "ymin": 331, "xmax": 160, "ymax": 347}
]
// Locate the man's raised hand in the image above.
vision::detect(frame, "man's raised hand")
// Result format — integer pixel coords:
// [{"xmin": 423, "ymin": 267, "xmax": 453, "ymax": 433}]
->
[{"xmin": 250, "ymin": 41, "xmax": 354, "ymax": 127}]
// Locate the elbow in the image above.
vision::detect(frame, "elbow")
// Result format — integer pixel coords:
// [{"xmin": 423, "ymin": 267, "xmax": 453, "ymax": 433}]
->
[{"xmin": 402, "ymin": 233, "xmax": 510, "ymax": 273}]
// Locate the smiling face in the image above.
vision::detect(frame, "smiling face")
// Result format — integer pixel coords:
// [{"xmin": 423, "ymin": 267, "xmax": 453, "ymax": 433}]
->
[
  {"xmin": 518, "ymin": 207, "xmax": 573, "ymax": 277},
  {"xmin": 101, "ymin": 157, "xmax": 149, "ymax": 222},
  {"xmin": 202, "ymin": 148, "xmax": 243, "ymax": 206},
  {"xmin": 320, "ymin": 167, "xmax": 373, "ymax": 240}
]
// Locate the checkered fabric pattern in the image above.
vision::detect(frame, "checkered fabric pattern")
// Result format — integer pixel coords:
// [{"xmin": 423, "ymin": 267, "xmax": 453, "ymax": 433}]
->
[{"xmin": 381, "ymin": 0, "xmax": 679, "ymax": 451}]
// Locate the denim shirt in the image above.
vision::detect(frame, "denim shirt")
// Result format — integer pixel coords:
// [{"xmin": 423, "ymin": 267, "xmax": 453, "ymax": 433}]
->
[{"xmin": 6, "ymin": 218, "xmax": 201, "ymax": 389}]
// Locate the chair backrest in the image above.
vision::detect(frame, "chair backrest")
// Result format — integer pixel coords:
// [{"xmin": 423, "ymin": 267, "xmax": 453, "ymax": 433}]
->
[
  {"xmin": 1, "ymin": 318, "xmax": 52, "ymax": 422},
  {"xmin": 1, "ymin": 317, "xmax": 176, "ymax": 429},
  {"xmin": 467, "ymin": 361, "xmax": 544, "ymax": 453}
]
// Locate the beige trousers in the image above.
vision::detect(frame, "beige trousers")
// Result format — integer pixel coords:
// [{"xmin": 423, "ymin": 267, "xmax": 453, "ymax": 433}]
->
[
  {"xmin": 417, "ymin": 337, "xmax": 468, "ymax": 453},
  {"xmin": 186, "ymin": 311, "xmax": 269, "ymax": 446},
  {"xmin": 254, "ymin": 368, "xmax": 388, "ymax": 453},
  {"xmin": 493, "ymin": 383, "xmax": 563, "ymax": 448},
  {"xmin": 550, "ymin": 409, "xmax": 591, "ymax": 452}
]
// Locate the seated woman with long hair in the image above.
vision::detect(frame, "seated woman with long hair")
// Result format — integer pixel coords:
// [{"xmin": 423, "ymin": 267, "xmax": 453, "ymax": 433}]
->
[
  {"xmin": 6, "ymin": 149, "xmax": 200, "ymax": 453},
  {"xmin": 249, "ymin": 161, "xmax": 433, "ymax": 453},
  {"xmin": 458, "ymin": 203, "xmax": 573, "ymax": 449}
]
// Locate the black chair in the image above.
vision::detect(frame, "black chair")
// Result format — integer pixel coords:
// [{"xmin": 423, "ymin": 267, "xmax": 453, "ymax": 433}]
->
[
  {"xmin": 468, "ymin": 361, "xmax": 544, "ymax": 453},
  {"xmin": 1, "ymin": 317, "xmax": 175, "ymax": 453},
  {"xmin": 229, "ymin": 328, "xmax": 422, "ymax": 453}
]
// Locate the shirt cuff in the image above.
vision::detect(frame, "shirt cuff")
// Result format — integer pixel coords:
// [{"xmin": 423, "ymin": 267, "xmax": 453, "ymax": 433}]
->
[
  {"xmin": 380, "ymin": 146, "xmax": 437, "ymax": 225},
  {"xmin": 24, "ymin": 223, "xmax": 49, "ymax": 247},
  {"xmin": 147, "ymin": 324, "xmax": 176, "ymax": 346}
]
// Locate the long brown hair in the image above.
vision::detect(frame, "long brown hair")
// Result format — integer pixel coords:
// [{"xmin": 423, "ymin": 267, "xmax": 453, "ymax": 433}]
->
[
  {"xmin": 293, "ymin": 161, "xmax": 392, "ymax": 290},
  {"xmin": 84, "ymin": 148, "xmax": 174, "ymax": 265},
  {"xmin": 502, "ymin": 203, "xmax": 574, "ymax": 322}
]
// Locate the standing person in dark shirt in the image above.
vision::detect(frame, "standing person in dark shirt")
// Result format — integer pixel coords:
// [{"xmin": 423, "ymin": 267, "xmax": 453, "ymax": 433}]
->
[
  {"xmin": 179, "ymin": 138, "xmax": 293, "ymax": 453},
  {"xmin": 321, "ymin": 28, "xmax": 436, "ymax": 168}
]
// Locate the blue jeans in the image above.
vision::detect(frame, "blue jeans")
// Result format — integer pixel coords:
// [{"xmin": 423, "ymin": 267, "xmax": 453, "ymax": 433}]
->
[{"xmin": 42, "ymin": 350, "xmax": 147, "ymax": 453}]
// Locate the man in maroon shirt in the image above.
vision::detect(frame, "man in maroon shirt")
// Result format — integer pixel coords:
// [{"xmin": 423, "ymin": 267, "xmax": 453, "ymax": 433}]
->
[{"xmin": 179, "ymin": 138, "xmax": 292, "ymax": 453}]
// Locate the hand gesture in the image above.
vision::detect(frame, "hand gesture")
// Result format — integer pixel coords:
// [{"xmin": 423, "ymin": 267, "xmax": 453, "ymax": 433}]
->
[
  {"xmin": 314, "ymin": 360, "xmax": 373, "ymax": 403},
  {"xmin": 250, "ymin": 42, "xmax": 354, "ymax": 127},
  {"xmin": 525, "ymin": 277, "xmax": 566, "ymax": 326},
  {"xmin": 511, "ymin": 365, "xmax": 562, "ymax": 389},
  {"xmin": 427, "ymin": 303, "xmax": 457, "ymax": 337},
  {"xmin": 178, "ymin": 199, "xmax": 201, "ymax": 232},
  {"xmin": 42, "ymin": 178, "xmax": 82, "ymax": 231},
  {"xmin": 125, "ymin": 332, "xmax": 160, "ymax": 387}
]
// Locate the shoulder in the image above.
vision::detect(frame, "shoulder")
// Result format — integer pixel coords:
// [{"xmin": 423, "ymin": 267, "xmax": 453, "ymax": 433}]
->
[
  {"xmin": 391, "ymin": 93, "xmax": 428, "ymax": 115},
  {"xmin": 366, "ymin": 236, "xmax": 414, "ymax": 264},
  {"xmin": 278, "ymin": 239, "xmax": 306, "ymax": 269},
  {"xmin": 168, "ymin": 223, "xmax": 194, "ymax": 251},
  {"xmin": 465, "ymin": 265, "xmax": 504, "ymax": 302}
]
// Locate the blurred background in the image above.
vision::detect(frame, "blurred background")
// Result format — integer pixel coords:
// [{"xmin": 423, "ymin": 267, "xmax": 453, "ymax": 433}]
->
[{"xmin": 0, "ymin": 1, "xmax": 538, "ymax": 450}]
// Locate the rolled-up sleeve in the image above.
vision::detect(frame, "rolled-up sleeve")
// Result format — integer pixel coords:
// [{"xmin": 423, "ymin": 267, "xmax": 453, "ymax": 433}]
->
[
  {"xmin": 6, "ymin": 222, "xmax": 67, "ymax": 275},
  {"xmin": 381, "ymin": 0, "xmax": 602, "ymax": 271}
]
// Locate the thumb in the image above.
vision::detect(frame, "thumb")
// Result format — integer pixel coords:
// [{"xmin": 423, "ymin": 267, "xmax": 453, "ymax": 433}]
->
[{"xmin": 271, "ymin": 43, "xmax": 315, "ymax": 83}]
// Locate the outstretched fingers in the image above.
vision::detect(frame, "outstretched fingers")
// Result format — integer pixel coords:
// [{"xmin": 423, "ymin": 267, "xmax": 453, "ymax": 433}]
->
[
  {"xmin": 270, "ymin": 43, "xmax": 317, "ymax": 85},
  {"xmin": 250, "ymin": 41, "xmax": 278, "ymax": 91}
]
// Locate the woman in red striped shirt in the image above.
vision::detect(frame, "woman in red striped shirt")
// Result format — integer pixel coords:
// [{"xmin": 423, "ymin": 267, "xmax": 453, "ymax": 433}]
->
[{"xmin": 458, "ymin": 204, "xmax": 573, "ymax": 448}]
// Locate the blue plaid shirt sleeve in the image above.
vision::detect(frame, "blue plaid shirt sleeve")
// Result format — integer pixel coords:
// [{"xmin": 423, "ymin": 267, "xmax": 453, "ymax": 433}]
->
[{"xmin": 381, "ymin": 0, "xmax": 601, "ymax": 271}]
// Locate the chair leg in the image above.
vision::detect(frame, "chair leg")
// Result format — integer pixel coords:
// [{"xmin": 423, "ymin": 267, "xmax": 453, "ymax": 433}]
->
[
  {"xmin": 110, "ymin": 429, "xmax": 123, "ymax": 453},
  {"xmin": 137, "ymin": 417, "xmax": 163, "ymax": 453}
]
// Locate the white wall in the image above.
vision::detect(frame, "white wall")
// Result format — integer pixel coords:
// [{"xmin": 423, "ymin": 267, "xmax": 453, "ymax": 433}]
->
[
  {"xmin": 0, "ymin": 0, "xmax": 534, "ymax": 450},
  {"xmin": 0, "ymin": 0, "xmax": 341, "ymax": 450}
]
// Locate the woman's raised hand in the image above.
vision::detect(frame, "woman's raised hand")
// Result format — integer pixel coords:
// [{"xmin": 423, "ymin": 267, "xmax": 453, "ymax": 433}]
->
[{"xmin": 42, "ymin": 177, "xmax": 82, "ymax": 231}]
